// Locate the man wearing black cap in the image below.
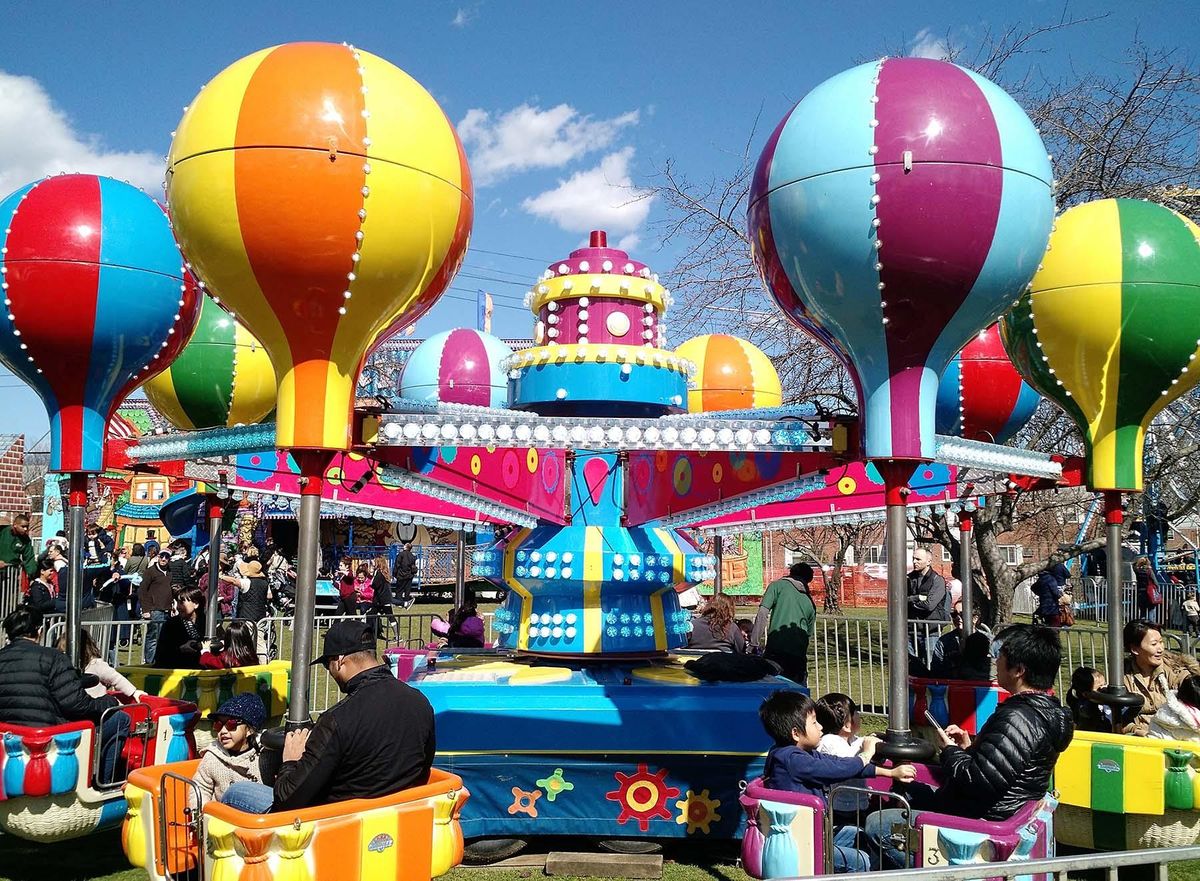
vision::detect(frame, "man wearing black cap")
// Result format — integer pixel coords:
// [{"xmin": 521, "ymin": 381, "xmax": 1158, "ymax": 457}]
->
[{"xmin": 268, "ymin": 620, "xmax": 435, "ymax": 811}]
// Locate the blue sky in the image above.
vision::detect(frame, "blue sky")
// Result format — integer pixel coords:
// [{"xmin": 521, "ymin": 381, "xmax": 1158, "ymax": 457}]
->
[{"xmin": 0, "ymin": 0, "xmax": 1193, "ymax": 445}]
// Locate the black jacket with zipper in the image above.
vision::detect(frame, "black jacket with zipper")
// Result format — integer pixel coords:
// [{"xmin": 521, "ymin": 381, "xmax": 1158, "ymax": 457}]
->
[
  {"xmin": 0, "ymin": 638, "xmax": 118, "ymax": 727},
  {"xmin": 272, "ymin": 664, "xmax": 434, "ymax": 811},
  {"xmin": 927, "ymin": 690, "xmax": 1074, "ymax": 820}
]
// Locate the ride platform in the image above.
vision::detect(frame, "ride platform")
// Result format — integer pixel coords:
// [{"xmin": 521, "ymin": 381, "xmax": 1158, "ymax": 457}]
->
[{"xmin": 409, "ymin": 650, "xmax": 799, "ymax": 842}]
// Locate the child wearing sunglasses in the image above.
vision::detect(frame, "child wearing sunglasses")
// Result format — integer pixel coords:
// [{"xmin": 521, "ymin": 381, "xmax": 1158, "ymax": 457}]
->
[{"xmin": 194, "ymin": 693, "xmax": 268, "ymax": 807}]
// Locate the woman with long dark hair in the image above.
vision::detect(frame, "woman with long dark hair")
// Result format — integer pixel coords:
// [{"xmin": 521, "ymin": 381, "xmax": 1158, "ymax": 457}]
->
[{"xmin": 687, "ymin": 594, "xmax": 745, "ymax": 653}]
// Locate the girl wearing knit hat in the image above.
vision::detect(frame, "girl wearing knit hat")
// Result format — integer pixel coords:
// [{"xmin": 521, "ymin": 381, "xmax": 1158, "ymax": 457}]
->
[{"xmin": 193, "ymin": 693, "xmax": 267, "ymax": 807}]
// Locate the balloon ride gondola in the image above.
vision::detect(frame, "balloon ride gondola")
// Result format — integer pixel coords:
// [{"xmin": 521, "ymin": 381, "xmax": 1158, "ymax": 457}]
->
[
  {"xmin": 0, "ymin": 173, "xmax": 202, "ymax": 840},
  {"xmin": 120, "ymin": 42, "xmax": 472, "ymax": 880},
  {"xmin": 1003, "ymin": 197, "xmax": 1200, "ymax": 850},
  {"xmin": 750, "ymin": 55, "xmax": 1056, "ymax": 761}
]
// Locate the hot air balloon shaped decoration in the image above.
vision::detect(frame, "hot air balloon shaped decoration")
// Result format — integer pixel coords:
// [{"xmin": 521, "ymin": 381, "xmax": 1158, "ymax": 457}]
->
[
  {"xmin": 935, "ymin": 323, "xmax": 1041, "ymax": 444},
  {"xmin": 166, "ymin": 41, "xmax": 472, "ymax": 454},
  {"xmin": 750, "ymin": 56, "xmax": 1055, "ymax": 463},
  {"xmin": 144, "ymin": 294, "xmax": 276, "ymax": 430},
  {"xmin": 1002, "ymin": 198, "xmax": 1200, "ymax": 493}
]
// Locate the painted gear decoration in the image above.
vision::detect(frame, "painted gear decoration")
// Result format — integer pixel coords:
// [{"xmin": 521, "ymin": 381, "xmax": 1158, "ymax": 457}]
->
[
  {"xmin": 606, "ymin": 764, "xmax": 681, "ymax": 832},
  {"xmin": 675, "ymin": 789, "xmax": 722, "ymax": 835}
]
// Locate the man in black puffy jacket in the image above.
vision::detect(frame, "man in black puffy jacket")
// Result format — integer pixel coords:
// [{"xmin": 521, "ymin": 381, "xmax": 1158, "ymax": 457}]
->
[
  {"xmin": 867, "ymin": 624, "xmax": 1074, "ymax": 867},
  {"xmin": 218, "ymin": 620, "xmax": 435, "ymax": 813},
  {"xmin": 0, "ymin": 607, "xmax": 130, "ymax": 784}
]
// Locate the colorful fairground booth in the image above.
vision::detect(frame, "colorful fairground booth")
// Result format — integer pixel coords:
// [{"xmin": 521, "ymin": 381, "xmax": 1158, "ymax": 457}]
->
[{"xmin": 2, "ymin": 35, "xmax": 1198, "ymax": 881}]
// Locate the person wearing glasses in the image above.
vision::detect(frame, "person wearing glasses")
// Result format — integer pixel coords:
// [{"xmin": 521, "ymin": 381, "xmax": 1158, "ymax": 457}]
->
[
  {"xmin": 220, "ymin": 620, "xmax": 436, "ymax": 814},
  {"xmin": 194, "ymin": 693, "xmax": 267, "ymax": 808}
]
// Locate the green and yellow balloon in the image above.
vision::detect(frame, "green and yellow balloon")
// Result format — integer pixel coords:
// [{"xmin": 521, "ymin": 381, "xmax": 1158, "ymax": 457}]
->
[
  {"xmin": 1002, "ymin": 198, "xmax": 1200, "ymax": 492},
  {"xmin": 143, "ymin": 296, "xmax": 276, "ymax": 430}
]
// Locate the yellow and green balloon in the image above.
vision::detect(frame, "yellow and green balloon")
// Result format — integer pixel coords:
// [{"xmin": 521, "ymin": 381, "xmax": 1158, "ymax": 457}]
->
[
  {"xmin": 143, "ymin": 295, "xmax": 276, "ymax": 430},
  {"xmin": 1002, "ymin": 198, "xmax": 1200, "ymax": 492}
]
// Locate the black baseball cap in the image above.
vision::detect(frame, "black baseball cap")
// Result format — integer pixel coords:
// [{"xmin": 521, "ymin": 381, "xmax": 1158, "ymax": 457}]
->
[{"xmin": 312, "ymin": 620, "xmax": 374, "ymax": 666}]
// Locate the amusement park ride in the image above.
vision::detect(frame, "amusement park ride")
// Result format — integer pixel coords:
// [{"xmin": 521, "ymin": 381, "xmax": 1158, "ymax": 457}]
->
[{"xmin": 0, "ymin": 37, "xmax": 1197, "ymax": 881}]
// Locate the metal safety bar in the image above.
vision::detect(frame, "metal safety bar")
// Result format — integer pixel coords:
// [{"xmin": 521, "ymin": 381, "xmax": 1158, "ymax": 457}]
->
[
  {"xmin": 826, "ymin": 785, "xmax": 915, "ymax": 873},
  {"xmin": 793, "ymin": 843, "xmax": 1200, "ymax": 881},
  {"xmin": 159, "ymin": 771, "xmax": 203, "ymax": 881}
]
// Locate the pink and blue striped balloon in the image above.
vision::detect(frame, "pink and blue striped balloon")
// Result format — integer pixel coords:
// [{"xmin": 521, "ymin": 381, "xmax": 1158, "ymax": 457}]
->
[{"xmin": 750, "ymin": 57, "xmax": 1054, "ymax": 461}]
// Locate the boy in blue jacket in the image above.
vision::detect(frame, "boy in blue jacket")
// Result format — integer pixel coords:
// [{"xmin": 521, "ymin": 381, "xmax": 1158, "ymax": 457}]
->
[{"xmin": 759, "ymin": 690, "xmax": 915, "ymax": 872}]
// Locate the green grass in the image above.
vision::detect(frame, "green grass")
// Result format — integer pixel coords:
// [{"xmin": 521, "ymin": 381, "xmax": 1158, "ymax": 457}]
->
[{"xmin": 6, "ymin": 830, "xmax": 1200, "ymax": 881}]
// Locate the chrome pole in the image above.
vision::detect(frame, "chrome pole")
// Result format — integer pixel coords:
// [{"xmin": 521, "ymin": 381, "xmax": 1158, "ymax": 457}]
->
[
  {"xmin": 287, "ymin": 452, "xmax": 328, "ymax": 727},
  {"xmin": 204, "ymin": 495, "xmax": 223, "ymax": 641},
  {"xmin": 959, "ymin": 511, "xmax": 974, "ymax": 639},
  {"xmin": 65, "ymin": 473, "xmax": 88, "ymax": 668}
]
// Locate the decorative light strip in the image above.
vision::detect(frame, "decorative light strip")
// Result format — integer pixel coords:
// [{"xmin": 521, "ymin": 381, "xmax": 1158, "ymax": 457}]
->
[
  {"xmin": 659, "ymin": 473, "xmax": 829, "ymax": 528},
  {"xmin": 378, "ymin": 412, "xmax": 825, "ymax": 452},
  {"xmin": 659, "ymin": 403, "xmax": 818, "ymax": 421},
  {"xmin": 696, "ymin": 498, "xmax": 982, "ymax": 536},
  {"xmin": 128, "ymin": 424, "xmax": 276, "ymax": 462},
  {"xmin": 373, "ymin": 464, "xmax": 539, "ymax": 529},
  {"xmin": 219, "ymin": 483, "xmax": 485, "ymax": 531},
  {"xmin": 933, "ymin": 435, "xmax": 1061, "ymax": 481}
]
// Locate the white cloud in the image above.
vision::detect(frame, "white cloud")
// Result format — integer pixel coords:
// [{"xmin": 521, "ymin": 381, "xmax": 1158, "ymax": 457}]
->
[
  {"xmin": 0, "ymin": 71, "xmax": 164, "ymax": 198},
  {"xmin": 908, "ymin": 27, "xmax": 953, "ymax": 60},
  {"xmin": 458, "ymin": 103, "xmax": 639, "ymax": 186},
  {"xmin": 451, "ymin": 7, "xmax": 475, "ymax": 27},
  {"xmin": 521, "ymin": 148, "xmax": 653, "ymax": 236},
  {"xmin": 616, "ymin": 233, "xmax": 641, "ymax": 251}
]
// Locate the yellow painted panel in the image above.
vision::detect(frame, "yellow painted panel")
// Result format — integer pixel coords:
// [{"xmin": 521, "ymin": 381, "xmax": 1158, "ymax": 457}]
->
[
  {"xmin": 1123, "ymin": 744, "xmax": 1166, "ymax": 814},
  {"xmin": 1032, "ymin": 200, "xmax": 1123, "ymax": 293},
  {"xmin": 358, "ymin": 806, "xmax": 399, "ymax": 879},
  {"xmin": 583, "ymin": 527, "xmax": 604, "ymax": 653},
  {"xmin": 1054, "ymin": 737, "xmax": 1093, "ymax": 808}
]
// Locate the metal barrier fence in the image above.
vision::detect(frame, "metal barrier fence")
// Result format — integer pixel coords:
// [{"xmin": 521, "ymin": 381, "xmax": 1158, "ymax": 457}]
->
[
  {"xmin": 0, "ymin": 565, "xmax": 25, "ymax": 621},
  {"xmin": 36, "ymin": 611, "xmax": 1180, "ymax": 718},
  {"xmin": 1071, "ymin": 577, "xmax": 1192, "ymax": 631}
]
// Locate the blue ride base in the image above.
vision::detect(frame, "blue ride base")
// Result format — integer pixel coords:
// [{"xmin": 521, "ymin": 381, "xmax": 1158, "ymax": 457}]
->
[{"xmin": 409, "ymin": 651, "xmax": 802, "ymax": 841}]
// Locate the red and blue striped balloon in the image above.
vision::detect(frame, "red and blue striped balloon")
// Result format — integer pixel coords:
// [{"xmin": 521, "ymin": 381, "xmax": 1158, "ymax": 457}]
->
[
  {"xmin": 750, "ymin": 57, "xmax": 1054, "ymax": 462},
  {"xmin": 0, "ymin": 175, "xmax": 199, "ymax": 472},
  {"xmin": 935, "ymin": 323, "xmax": 1040, "ymax": 444}
]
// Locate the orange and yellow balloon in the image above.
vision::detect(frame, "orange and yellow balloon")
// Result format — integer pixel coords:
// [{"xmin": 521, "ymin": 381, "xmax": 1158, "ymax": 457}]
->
[
  {"xmin": 675, "ymin": 334, "xmax": 783, "ymax": 412},
  {"xmin": 166, "ymin": 42, "xmax": 472, "ymax": 451}
]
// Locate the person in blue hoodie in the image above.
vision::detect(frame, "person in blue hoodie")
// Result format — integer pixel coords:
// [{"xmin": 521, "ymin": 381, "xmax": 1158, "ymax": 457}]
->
[
  {"xmin": 759, "ymin": 691, "xmax": 916, "ymax": 872},
  {"xmin": 1032, "ymin": 563, "xmax": 1070, "ymax": 627}
]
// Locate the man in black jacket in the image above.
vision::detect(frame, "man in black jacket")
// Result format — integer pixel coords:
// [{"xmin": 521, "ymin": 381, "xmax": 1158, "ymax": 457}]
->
[
  {"xmin": 866, "ymin": 624, "xmax": 1074, "ymax": 867},
  {"xmin": 219, "ymin": 620, "xmax": 435, "ymax": 813},
  {"xmin": 907, "ymin": 547, "xmax": 950, "ymax": 665},
  {"xmin": 0, "ymin": 607, "xmax": 130, "ymax": 783},
  {"xmin": 139, "ymin": 551, "xmax": 174, "ymax": 665},
  {"xmin": 393, "ymin": 542, "xmax": 417, "ymax": 609}
]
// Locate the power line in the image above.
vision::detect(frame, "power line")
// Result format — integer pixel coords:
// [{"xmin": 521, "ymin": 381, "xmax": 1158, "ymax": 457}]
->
[{"xmin": 469, "ymin": 246, "xmax": 553, "ymax": 264}]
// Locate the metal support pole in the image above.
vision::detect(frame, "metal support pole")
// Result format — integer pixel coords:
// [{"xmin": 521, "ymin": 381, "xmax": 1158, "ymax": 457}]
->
[
  {"xmin": 454, "ymin": 529, "xmax": 467, "ymax": 611},
  {"xmin": 287, "ymin": 451, "xmax": 328, "ymax": 728},
  {"xmin": 1105, "ymin": 490, "xmax": 1126, "ymax": 692},
  {"xmin": 876, "ymin": 461, "xmax": 933, "ymax": 763},
  {"xmin": 65, "ymin": 473, "xmax": 88, "ymax": 668},
  {"xmin": 713, "ymin": 535, "xmax": 724, "ymax": 595},
  {"xmin": 204, "ymin": 495, "xmax": 223, "ymax": 641},
  {"xmin": 959, "ymin": 511, "xmax": 974, "ymax": 639}
]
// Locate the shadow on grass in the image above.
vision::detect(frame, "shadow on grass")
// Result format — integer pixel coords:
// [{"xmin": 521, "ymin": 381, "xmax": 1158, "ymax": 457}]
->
[{"xmin": 0, "ymin": 828, "xmax": 142, "ymax": 881}]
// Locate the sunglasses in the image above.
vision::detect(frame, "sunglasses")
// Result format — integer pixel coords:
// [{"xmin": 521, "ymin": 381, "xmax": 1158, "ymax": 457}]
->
[
  {"xmin": 211, "ymin": 717, "xmax": 246, "ymax": 733},
  {"xmin": 320, "ymin": 655, "xmax": 344, "ymax": 671}
]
